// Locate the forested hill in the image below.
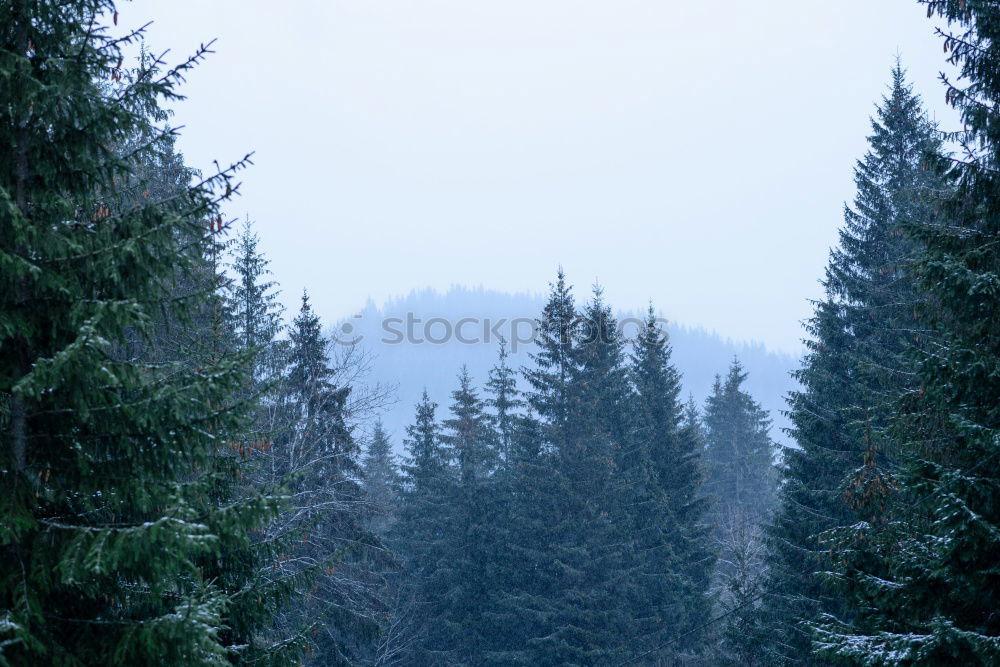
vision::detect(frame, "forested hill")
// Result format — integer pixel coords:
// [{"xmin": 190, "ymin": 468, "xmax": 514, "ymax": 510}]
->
[{"xmin": 335, "ymin": 285, "xmax": 799, "ymax": 449}]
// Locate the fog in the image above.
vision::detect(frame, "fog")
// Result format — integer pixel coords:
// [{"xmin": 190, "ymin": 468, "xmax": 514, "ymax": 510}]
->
[
  {"xmin": 7, "ymin": 2, "xmax": 995, "ymax": 665},
  {"xmin": 132, "ymin": 0, "xmax": 957, "ymax": 353}
]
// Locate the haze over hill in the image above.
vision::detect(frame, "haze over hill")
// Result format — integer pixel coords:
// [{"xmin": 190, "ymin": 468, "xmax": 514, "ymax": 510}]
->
[{"xmin": 334, "ymin": 285, "xmax": 799, "ymax": 451}]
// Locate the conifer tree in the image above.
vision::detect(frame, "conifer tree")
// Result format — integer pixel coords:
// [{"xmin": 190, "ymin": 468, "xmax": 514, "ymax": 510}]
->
[
  {"xmin": 703, "ymin": 359, "xmax": 777, "ymax": 525},
  {"xmin": 486, "ymin": 408, "xmax": 557, "ymax": 665},
  {"xmin": 358, "ymin": 419, "xmax": 406, "ymax": 665},
  {"xmin": 482, "ymin": 342, "xmax": 555, "ymax": 664},
  {"xmin": 0, "ymin": 3, "xmax": 280, "ymax": 663},
  {"xmin": 493, "ymin": 270, "xmax": 588, "ymax": 663},
  {"xmin": 524, "ymin": 268, "xmax": 578, "ymax": 447},
  {"xmin": 361, "ymin": 420, "xmax": 400, "ymax": 537},
  {"xmin": 395, "ymin": 390, "xmax": 451, "ymax": 564},
  {"xmin": 286, "ymin": 292, "xmax": 350, "ymax": 430},
  {"xmin": 529, "ymin": 286, "xmax": 631, "ymax": 664},
  {"xmin": 228, "ymin": 219, "xmax": 284, "ymax": 382},
  {"xmin": 484, "ymin": 340, "xmax": 521, "ymax": 462},
  {"xmin": 271, "ymin": 292, "xmax": 379, "ymax": 665},
  {"xmin": 682, "ymin": 395, "xmax": 706, "ymax": 453},
  {"xmin": 436, "ymin": 368, "xmax": 500, "ymax": 662},
  {"xmin": 702, "ymin": 359, "xmax": 777, "ymax": 664},
  {"xmin": 814, "ymin": 4, "xmax": 1000, "ymax": 662},
  {"xmin": 760, "ymin": 64, "xmax": 946, "ymax": 665},
  {"xmin": 629, "ymin": 306, "xmax": 714, "ymax": 659},
  {"xmin": 391, "ymin": 391, "xmax": 454, "ymax": 665}
]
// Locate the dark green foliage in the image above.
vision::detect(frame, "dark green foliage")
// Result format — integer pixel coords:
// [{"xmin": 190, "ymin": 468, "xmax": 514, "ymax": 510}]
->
[
  {"xmin": 484, "ymin": 340, "xmax": 521, "ymax": 463},
  {"xmin": 0, "ymin": 2, "xmax": 281, "ymax": 663},
  {"xmin": 629, "ymin": 306, "xmax": 715, "ymax": 658},
  {"xmin": 813, "ymin": 3, "xmax": 1000, "ymax": 662},
  {"xmin": 500, "ymin": 277, "xmax": 628, "ymax": 664},
  {"xmin": 524, "ymin": 268, "xmax": 578, "ymax": 446},
  {"xmin": 702, "ymin": 359, "xmax": 777, "ymax": 664},
  {"xmin": 222, "ymin": 222, "xmax": 316, "ymax": 664},
  {"xmin": 390, "ymin": 369, "xmax": 507, "ymax": 664},
  {"xmin": 389, "ymin": 391, "xmax": 454, "ymax": 664},
  {"xmin": 703, "ymin": 359, "xmax": 777, "ymax": 525},
  {"xmin": 10, "ymin": 2, "xmax": 993, "ymax": 664},
  {"xmin": 534, "ymin": 286, "xmax": 633, "ymax": 664},
  {"xmin": 228, "ymin": 220, "xmax": 284, "ymax": 383},
  {"xmin": 482, "ymin": 349, "xmax": 556, "ymax": 665},
  {"xmin": 484, "ymin": 270, "xmax": 592, "ymax": 664},
  {"xmin": 436, "ymin": 369, "xmax": 500, "ymax": 663},
  {"xmin": 362, "ymin": 419, "xmax": 400, "ymax": 536},
  {"xmin": 759, "ymin": 64, "xmax": 947, "ymax": 665},
  {"xmin": 381, "ymin": 275, "xmax": 723, "ymax": 665},
  {"xmin": 270, "ymin": 293, "xmax": 381, "ymax": 665},
  {"xmin": 286, "ymin": 292, "xmax": 351, "ymax": 432}
]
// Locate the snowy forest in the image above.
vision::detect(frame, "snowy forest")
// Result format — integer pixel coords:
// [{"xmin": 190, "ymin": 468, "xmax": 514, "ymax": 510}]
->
[{"xmin": 1, "ymin": 1, "xmax": 999, "ymax": 666}]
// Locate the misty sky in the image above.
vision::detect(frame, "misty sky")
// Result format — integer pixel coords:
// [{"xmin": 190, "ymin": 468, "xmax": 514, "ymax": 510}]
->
[{"xmin": 129, "ymin": 0, "xmax": 958, "ymax": 353}]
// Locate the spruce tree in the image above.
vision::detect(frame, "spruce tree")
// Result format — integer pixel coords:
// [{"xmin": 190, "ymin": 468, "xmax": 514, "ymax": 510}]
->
[
  {"xmin": 394, "ymin": 390, "xmax": 451, "ymax": 567},
  {"xmin": 524, "ymin": 267, "xmax": 578, "ymax": 448},
  {"xmin": 272, "ymin": 292, "xmax": 379, "ymax": 665},
  {"xmin": 532, "ymin": 286, "xmax": 631, "ymax": 664},
  {"xmin": 484, "ymin": 339, "xmax": 521, "ymax": 463},
  {"xmin": 205, "ymin": 213, "xmax": 324, "ymax": 663},
  {"xmin": 703, "ymin": 359, "xmax": 777, "ymax": 526},
  {"xmin": 361, "ymin": 419, "xmax": 400, "ymax": 537},
  {"xmin": 760, "ymin": 64, "xmax": 946, "ymax": 665},
  {"xmin": 493, "ymin": 270, "xmax": 587, "ymax": 663},
  {"xmin": 437, "ymin": 368, "xmax": 500, "ymax": 662},
  {"xmin": 814, "ymin": 4, "xmax": 1000, "ymax": 662},
  {"xmin": 228, "ymin": 219, "xmax": 284, "ymax": 382},
  {"xmin": 483, "ymin": 340, "xmax": 555, "ymax": 664},
  {"xmin": 486, "ymin": 408, "xmax": 557, "ymax": 666},
  {"xmin": 357, "ymin": 418, "xmax": 404, "ymax": 664},
  {"xmin": 286, "ymin": 291, "xmax": 349, "ymax": 428},
  {"xmin": 702, "ymin": 359, "xmax": 777, "ymax": 664},
  {"xmin": 629, "ymin": 305, "xmax": 714, "ymax": 659},
  {"xmin": 391, "ymin": 390, "xmax": 454, "ymax": 665},
  {"xmin": 0, "ymin": 3, "xmax": 278, "ymax": 663}
]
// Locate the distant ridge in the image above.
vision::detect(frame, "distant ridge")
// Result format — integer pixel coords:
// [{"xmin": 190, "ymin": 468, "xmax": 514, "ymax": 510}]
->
[{"xmin": 332, "ymin": 286, "xmax": 799, "ymax": 452}]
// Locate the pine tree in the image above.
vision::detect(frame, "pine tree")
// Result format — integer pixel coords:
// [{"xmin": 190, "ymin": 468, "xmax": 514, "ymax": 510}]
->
[
  {"xmin": 0, "ymin": 3, "xmax": 279, "ymax": 663},
  {"xmin": 628, "ymin": 305, "xmax": 715, "ymax": 659},
  {"xmin": 487, "ymin": 408, "xmax": 557, "ymax": 665},
  {"xmin": 682, "ymin": 395, "xmax": 706, "ymax": 453},
  {"xmin": 760, "ymin": 64, "xmax": 946, "ymax": 665},
  {"xmin": 286, "ymin": 291, "xmax": 349, "ymax": 430},
  {"xmin": 228, "ymin": 219, "xmax": 284, "ymax": 383},
  {"xmin": 437, "ymin": 368, "xmax": 500, "ymax": 662},
  {"xmin": 529, "ymin": 286, "xmax": 632, "ymax": 664},
  {"xmin": 485, "ymin": 339, "xmax": 521, "ymax": 463},
  {"xmin": 524, "ymin": 267, "xmax": 578, "ymax": 448},
  {"xmin": 814, "ymin": 4, "xmax": 1000, "ymax": 662},
  {"xmin": 704, "ymin": 359, "xmax": 777, "ymax": 526},
  {"xmin": 483, "ymin": 338, "xmax": 555, "ymax": 664},
  {"xmin": 390, "ymin": 390, "xmax": 455, "ymax": 665},
  {"xmin": 272, "ymin": 292, "xmax": 379, "ymax": 665},
  {"xmin": 201, "ymin": 213, "xmax": 321, "ymax": 663},
  {"xmin": 702, "ymin": 359, "xmax": 777, "ymax": 664},
  {"xmin": 361, "ymin": 420, "xmax": 400, "ymax": 537},
  {"xmin": 479, "ymin": 340, "xmax": 530, "ymax": 660},
  {"xmin": 490, "ymin": 270, "xmax": 589, "ymax": 663},
  {"xmin": 359, "ymin": 419, "xmax": 406, "ymax": 665}
]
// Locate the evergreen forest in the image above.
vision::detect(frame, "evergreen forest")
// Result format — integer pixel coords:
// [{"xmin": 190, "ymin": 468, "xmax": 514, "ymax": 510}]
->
[{"xmin": 2, "ymin": 1, "xmax": 999, "ymax": 665}]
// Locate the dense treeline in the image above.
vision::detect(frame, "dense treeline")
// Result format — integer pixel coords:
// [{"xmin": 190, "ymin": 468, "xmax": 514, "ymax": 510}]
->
[
  {"xmin": 2, "ymin": 0, "xmax": 998, "ymax": 665},
  {"xmin": 375, "ymin": 280, "xmax": 748, "ymax": 664}
]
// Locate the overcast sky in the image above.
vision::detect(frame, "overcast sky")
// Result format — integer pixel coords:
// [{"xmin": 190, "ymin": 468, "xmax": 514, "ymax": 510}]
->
[{"xmin": 129, "ymin": 0, "xmax": 958, "ymax": 353}]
